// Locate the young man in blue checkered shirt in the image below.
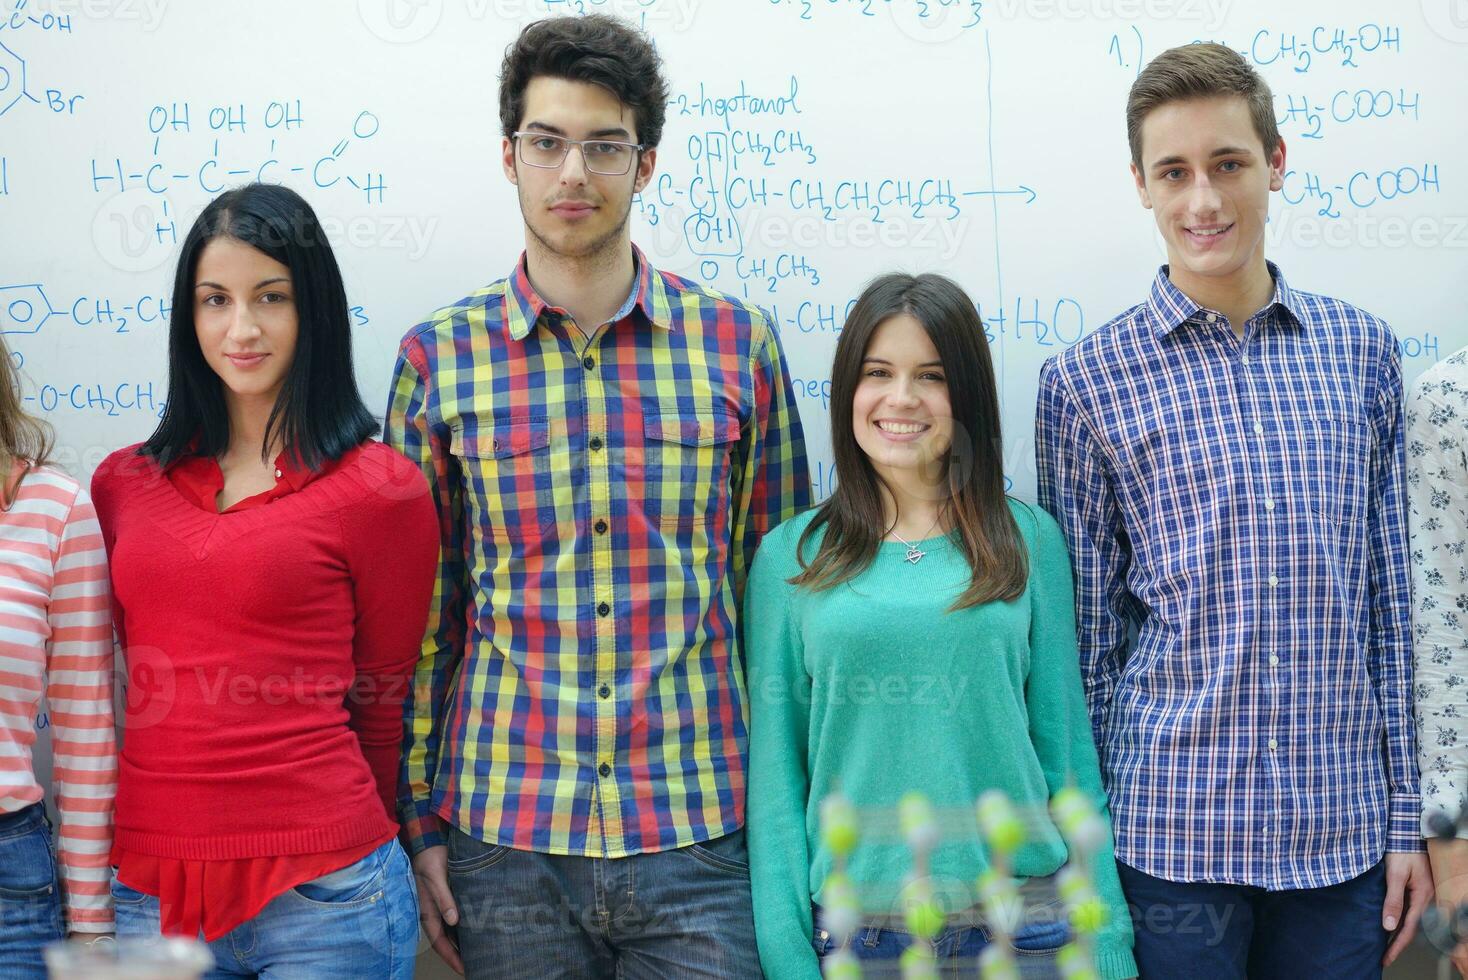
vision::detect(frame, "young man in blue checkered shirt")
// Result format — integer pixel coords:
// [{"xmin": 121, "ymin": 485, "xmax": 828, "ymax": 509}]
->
[{"xmin": 1035, "ymin": 42, "xmax": 1434, "ymax": 979}]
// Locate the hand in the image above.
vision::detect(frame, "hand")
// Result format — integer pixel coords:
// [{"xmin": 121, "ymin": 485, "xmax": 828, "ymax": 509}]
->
[
  {"xmin": 412, "ymin": 845, "xmax": 464, "ymax": 975},
  {"xmin": 1383, "ymin": 851, "xmax": 1434, "ymax": 967},
  {"xmin": 1428, "ymin": 838, "xmax": 1468, "ymax": 978}
]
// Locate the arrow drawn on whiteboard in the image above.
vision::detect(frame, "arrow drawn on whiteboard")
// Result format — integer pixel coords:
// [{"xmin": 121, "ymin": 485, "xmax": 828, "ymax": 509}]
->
[{"xmin": 962, "ymin": 186, "xmax": 1037, "ymax": 204}]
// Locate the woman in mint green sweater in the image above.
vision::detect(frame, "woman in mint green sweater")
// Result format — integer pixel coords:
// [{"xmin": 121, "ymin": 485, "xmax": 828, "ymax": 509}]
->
[{"xmin": 745, "ymin": 273, "xmax": 1136, "ymax": 979}]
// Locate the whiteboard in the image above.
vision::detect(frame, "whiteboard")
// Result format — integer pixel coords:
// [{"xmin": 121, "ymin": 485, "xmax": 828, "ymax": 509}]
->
[{"xmin": 5, "ymin": 0, "xmax": 1465, "ymax": 790}]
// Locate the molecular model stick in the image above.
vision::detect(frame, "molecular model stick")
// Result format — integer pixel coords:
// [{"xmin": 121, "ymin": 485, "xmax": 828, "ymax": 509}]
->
[
  {"xmin": 816, "ymin": 788, "xmax": 1109, "ymax": 978},
  {"xmin": 898, "ymin": 792, "xmax": 944, "ymax": 979},
  {"xmin": 819, "ymin": 792, "xmax": 863, "ymax": 980}
]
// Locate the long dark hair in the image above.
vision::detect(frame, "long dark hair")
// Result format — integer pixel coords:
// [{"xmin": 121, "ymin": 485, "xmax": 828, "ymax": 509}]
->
[
  {"xmin": 792, "ymin": 273, "xmax": 1027, "ymax": 610},
  {"xmin": 140, "ymin": 182, "xmax": 377, "ymax": 470}
]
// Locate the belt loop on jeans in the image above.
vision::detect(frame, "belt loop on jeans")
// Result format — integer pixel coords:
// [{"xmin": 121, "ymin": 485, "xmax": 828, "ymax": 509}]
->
[{"xmin": 861, "ymin": 925, "xmax": 882, "ymax": 948}]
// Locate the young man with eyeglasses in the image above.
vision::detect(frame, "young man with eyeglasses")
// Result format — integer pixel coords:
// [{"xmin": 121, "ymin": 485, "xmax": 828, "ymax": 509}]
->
[
  {"xmin": 1036, "ymin": 43, "xmax": 1433, "ymax": 978},
  {"xmin": 385, "ymin": 15, "xmax": 809, "ymax": 979}
]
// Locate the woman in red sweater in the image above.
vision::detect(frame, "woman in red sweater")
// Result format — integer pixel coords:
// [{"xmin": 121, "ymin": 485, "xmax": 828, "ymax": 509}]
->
[{"xmin": 91, "ymin": 182, "xmax": 436, "ymax": 978}]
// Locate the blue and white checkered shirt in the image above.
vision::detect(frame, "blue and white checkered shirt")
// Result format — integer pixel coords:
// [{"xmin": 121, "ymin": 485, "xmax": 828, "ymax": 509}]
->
[{"xmin": 1036, "ymin": 263, "xmax": 1422, "ymax": 890}]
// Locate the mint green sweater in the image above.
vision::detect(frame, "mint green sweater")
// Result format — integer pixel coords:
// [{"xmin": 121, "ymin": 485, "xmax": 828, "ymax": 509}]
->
[{"xmin": 744, "ymin": 500, "xmax": 1136, "ymax": 979}]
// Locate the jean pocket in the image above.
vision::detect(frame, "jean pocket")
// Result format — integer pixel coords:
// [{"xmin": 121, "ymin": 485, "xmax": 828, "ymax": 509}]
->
[
  {"xmin": 1011, "ymin": 917, "xmax": 1070, "ymax": 956},
  {"xmin": 685, "ymin": 829, "xmax": 750, "ymax": 878},
  {"xmin": 0, "ymin": 820, "xmax": 57, "ymax": 901},
  {"xmin": 445, "ymin": 831, "xmax": 513, "ymax": 876},
  {"xmin": 108, "ymin": 873, "xmax": 152, "ymax": 907},
  {"xmin": 292, "ymin": 845, "xmax": 388, "ymax": 906}
]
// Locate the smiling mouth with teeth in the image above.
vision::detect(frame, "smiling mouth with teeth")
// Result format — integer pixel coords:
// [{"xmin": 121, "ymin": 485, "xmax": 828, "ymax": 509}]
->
[
  {"xmin": 1187, "ymin": 224, "xmax": 1233, "ymax": 237},
  {"xmin": 876, "ymin": 420, "xmax": 929, "ymax": 434}
]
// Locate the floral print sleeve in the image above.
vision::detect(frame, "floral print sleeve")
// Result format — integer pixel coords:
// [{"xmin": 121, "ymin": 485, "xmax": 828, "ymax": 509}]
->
[{"xmin": 1405, "ymin": 346, "xmax": 1468, "ymax": 837}]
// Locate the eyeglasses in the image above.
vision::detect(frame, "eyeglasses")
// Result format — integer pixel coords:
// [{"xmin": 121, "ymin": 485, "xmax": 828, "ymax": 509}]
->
[{"xmin": 512, "ymin": 131, "xmax": 645, "ymax": 176}]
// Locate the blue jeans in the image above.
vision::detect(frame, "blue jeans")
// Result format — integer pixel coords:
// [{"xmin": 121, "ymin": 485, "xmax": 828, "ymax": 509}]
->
[
  {"xmin": 1116, "ymin": 859, "xmax": 1389, "ymax": 979},
  {"xmin": 445, "ymin": 824, "xmax": 763, "ymax": 978},
  {"xmin": 811, "ymin": 898, "xmax": 1070, "ymax": 978},
  {"xmin": 0, "ymin": 804, "xmax": 64, "ymax": 980},
  {"xmin": 113, "ymin": 838, "xmax": 419, "ymax": 979}
]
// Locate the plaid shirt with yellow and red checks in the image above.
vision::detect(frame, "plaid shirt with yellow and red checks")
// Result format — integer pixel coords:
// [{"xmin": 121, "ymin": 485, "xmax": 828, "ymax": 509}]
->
[{"xmin": 386, "ymin": 246, "xmax": 810, "ymax": 857}]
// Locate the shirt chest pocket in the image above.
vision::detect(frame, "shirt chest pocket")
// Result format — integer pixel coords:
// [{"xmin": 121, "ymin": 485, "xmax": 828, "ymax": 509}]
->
[
  {"xmin": 453, "ymin": 419, "xmax": 558, "ymax": 537},
  {"xmin": 1298, "ymin": 417, "xmax": 1372, "ymax": 526},
  {"xmin": 640, "ymin": 410, "xmax": 741, "ymax": 531}
]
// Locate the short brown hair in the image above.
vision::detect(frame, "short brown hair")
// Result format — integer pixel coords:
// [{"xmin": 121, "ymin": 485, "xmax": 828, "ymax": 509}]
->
[
  {"xmin": 499, "ymin": 15, "xmax": 669, "ymax": 149},
  {"xmin": 1126, "ymin": 43, "xmax": 1280, "ymax": 169}
]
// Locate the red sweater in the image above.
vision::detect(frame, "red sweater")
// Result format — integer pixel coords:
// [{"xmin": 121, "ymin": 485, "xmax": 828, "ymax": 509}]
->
[{"xmin": 91, "ymin": 442, "xmax": 436, "ymax": 862}]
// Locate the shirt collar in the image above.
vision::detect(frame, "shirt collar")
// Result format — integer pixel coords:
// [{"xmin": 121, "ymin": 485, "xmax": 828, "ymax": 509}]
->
[
  {"xmin": 164, "ymin": 443, "xmax": 321, "ymax": 493},
  {"xmin": 503, "ymin": 243, "xmax": 674, "ymax": 341},
  {"xmin": 1145, "ymin": 261, "xmax": 1303, "ymax": 339},
  {"xmin": 273, "ymin": 449, "xmax": 317, "ymax": 492}
]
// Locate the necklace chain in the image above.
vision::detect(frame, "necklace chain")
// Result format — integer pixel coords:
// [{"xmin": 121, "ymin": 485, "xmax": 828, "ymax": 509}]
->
[{"xmin": 887, "ymin": 513, "xmax": 943, "ymax": 565}]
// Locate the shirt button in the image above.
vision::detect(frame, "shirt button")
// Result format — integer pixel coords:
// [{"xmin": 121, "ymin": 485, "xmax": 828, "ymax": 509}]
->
[
  {"xmin": 1268, "ymin": 738, "xmax": 1278, "ymax": 749},
  {"xmin": 1264, "ymin": 499, "xmax": 1275, "ymax": 511},
  {"xmin": 598, "ymin": 762, "xmax": 611, "ymax": 777},
  {"xmin": 598, "ymin": 685, "xmax": 610, "ymax": 699},
  {"xmin": 589, "ymin": 436, "xmax": 603, "ymax": 452},
  {"xmin": 1268, "ymin": 575, "xmax": 1279, "ymax": 587},
  {"xmin": 1205, "ymin": 312, "xmax": 1218, "ymax": 323},
  {"xmin": 1253, "ymin": 422, "xmax": 1264, "ymax": 436},
  {"xmin": 1269, "ymin": 654, "xmax": 1280, "ymax": 666},
  {"xmin": 1242, "ymin": 355, "xmax": 1252, "ymax": 366},
  {"xmin": 595, "ymin": 519, "xmax": 608, "ymax": 535},
  {"xmin": 597, "ymin": 601, "xmax": 610, "ymax": 617},
  {"xmin": 1262, "ymin": 826, "xmax": 1270, "ymax": 836},
  {"xmin": 274, "ymin": 468, "xmax": 282, "ymax": 479},
  {"xmin": 583, "ymin": 355, "xmax": 596, "ymax": 371}
]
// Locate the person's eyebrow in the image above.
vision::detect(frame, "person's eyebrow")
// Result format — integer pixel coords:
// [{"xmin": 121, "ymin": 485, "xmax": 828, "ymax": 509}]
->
[
  {"xmin": 1151, "ymin": 146, "xmax": 1254, "ymax": 169},
  {"xmin": 195, "ymin": 277, "xmax": 290, "ymax": 290},
  {"xmin": 522, "ymin": 121, "xmax": 631, "ymax": 140},
  {"xmin": 862, "ymin": 358, "xmax": 944, "ymax": 368},
  {"xmin": 521, "ymin": 122, "xmax": 634, "ymax": 141}
]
